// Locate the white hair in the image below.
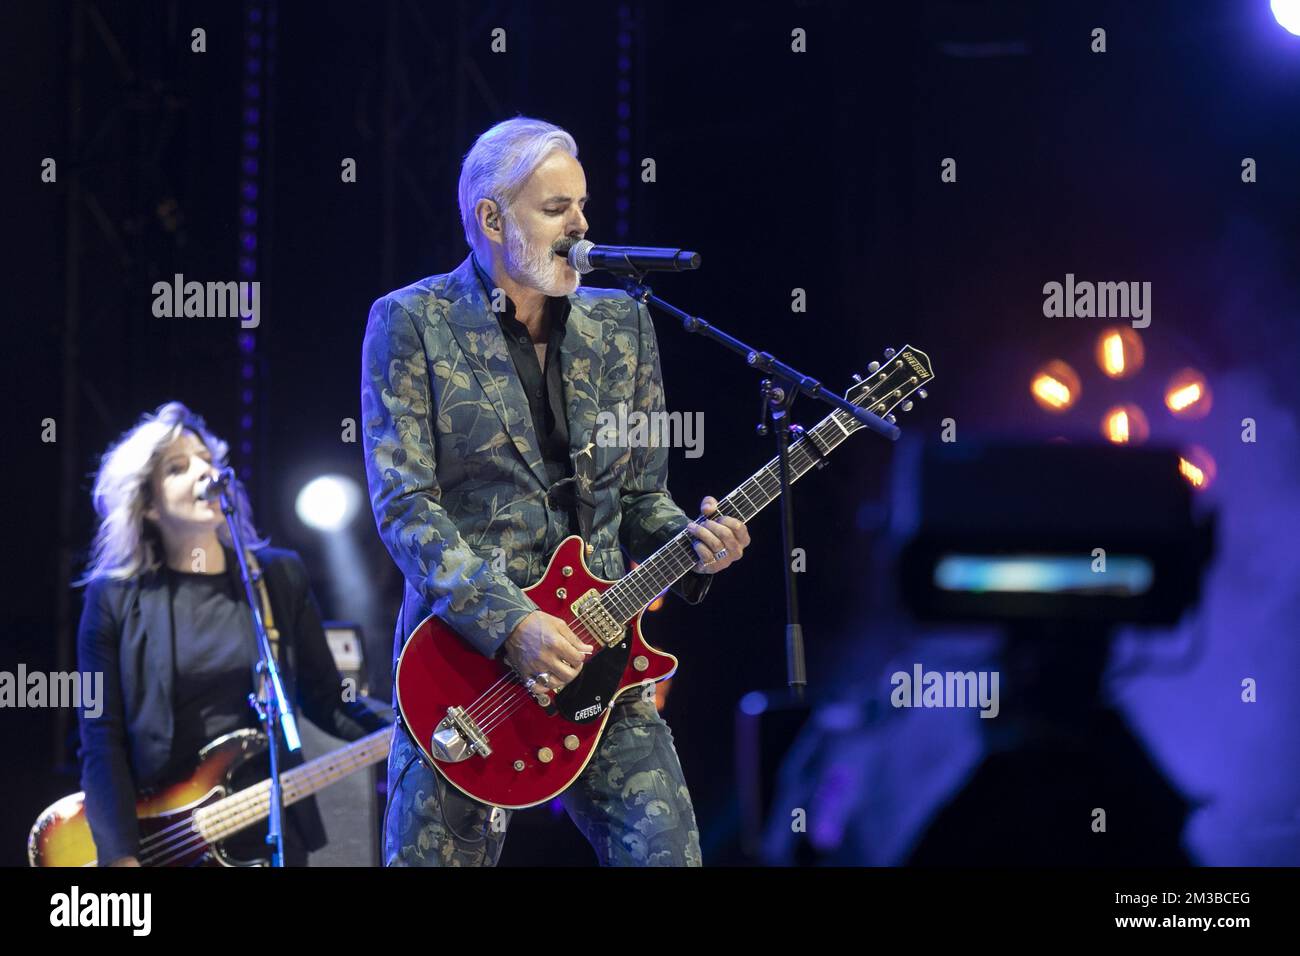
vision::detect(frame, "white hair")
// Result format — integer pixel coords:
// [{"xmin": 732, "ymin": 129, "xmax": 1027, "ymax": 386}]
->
[
  {"xmin": 78, "ymin": 401, "xmax": 267, "ymax": 584},
  {"xmin": 458, "ymin": 116, "xmax": 578, "ymax": 251}
]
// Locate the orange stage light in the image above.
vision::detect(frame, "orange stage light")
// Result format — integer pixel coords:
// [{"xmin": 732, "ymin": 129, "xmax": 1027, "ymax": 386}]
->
[
  {"xmin": 1031, "ymin": 360, "xmax": 1080, "ymax": 412},
  {"xmin": 1095, "ymin": 327, "xmax": 1145, "ymax": 379},
  {"xmin": 1178, "ymin": 445, "xmax": 1217, "ymax": 492},
  {"xmin": 1165, "ymin": 368, "xmax": 1212, "ymax": 419},
  {"xmin": 1101, "ymin": 404, "xmax": 1150, "ymax": 445},
  {"xmin": 655, "ymin": 677, "xmax": 672, "ymax": 711}
]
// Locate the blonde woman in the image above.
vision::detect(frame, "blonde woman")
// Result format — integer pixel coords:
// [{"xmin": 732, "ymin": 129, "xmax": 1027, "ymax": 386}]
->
[{"xmin": 76, "ymin": 402, "xmax": 389, "ymax": 866}]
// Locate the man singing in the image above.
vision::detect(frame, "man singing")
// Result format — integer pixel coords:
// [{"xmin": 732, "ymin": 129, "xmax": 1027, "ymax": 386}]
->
[{"xmin": 360, "ymin": 116, "xmax": 750, "ymax": 866}]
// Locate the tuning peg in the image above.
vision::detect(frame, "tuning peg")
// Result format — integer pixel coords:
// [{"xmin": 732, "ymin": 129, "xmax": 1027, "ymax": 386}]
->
[
  {"xmin": 886, "ymin": 414, "xmax": 896, "ymax": 424},
  {"xmin": 917, "ymin": 389, "xmax": 928, "ymax": 399},
  {"xmin": 851, "ymin": 373, "xmax": 863, "ymax": 382},
  {"xmin": 867, "ymin": 361, "xmax": 881, "ymax": 373},
  {"xmin": 883, "ymin": 348, "xmax": 896, "ymax": 359},
  {"xmin": 901, "ymin": 401, "xmax": 914, "ymax": 412}
]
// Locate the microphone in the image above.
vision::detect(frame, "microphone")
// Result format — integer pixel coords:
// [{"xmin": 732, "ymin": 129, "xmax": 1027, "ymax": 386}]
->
[
  {"xmin": 196, "ymin": 468, "xmax": 236, "ymax": 502},
  {"xmin": 555, "ymin": 238, "xmax": 701, "ymax": 275}
]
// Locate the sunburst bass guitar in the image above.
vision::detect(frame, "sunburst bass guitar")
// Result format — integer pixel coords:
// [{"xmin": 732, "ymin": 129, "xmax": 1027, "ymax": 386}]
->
[{"xmin": 29, "ymin": 726, "xmax": 391, "ymax": 867}]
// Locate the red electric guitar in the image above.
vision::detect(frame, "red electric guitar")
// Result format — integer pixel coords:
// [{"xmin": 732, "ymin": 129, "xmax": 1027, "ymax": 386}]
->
[{"xmin": 395, "ymin": 345, "xmax": 934, "ymax": 808}]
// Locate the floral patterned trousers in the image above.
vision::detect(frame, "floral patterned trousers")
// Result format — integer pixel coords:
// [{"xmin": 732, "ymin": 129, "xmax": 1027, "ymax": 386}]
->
[{"xmin": 384, "ymin": 692, "xmax": 703, "ymax": 866}]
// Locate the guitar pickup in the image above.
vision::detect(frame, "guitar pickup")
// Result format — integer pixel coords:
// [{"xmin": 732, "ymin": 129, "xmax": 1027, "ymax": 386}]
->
[
  {"xmin": 430, "ymin": 706, "xmax": 491, "ymax": 762},
  {"xmin": 571, "ymin": 590, "xmax": 624, "ymax": 648}
]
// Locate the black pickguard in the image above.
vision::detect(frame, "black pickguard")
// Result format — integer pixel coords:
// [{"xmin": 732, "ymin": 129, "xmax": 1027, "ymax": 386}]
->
[
  {"xmin": 211, "ymin": 735, "xmax": 277, "ymax": 867},
  {"xmin": 552, "ymin": 632, "xmax": 631, "ymax": 723}
]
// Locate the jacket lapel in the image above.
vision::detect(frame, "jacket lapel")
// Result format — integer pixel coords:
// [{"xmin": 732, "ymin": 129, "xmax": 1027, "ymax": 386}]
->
[
  {"xmin": 443, "ymin": 255, "xmax": 550, "ymax": 490},
  {"xmin": 133, "ymin": 568, "xmax": 176, "ymax": 712},
  {"xmin": 561, "ymin": 294, "xmax": 608, "ymax": 541}
]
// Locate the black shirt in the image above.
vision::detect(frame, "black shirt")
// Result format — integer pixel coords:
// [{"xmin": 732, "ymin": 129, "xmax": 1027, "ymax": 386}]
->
[
  {"xmin": 161, "ymin": 566, "xmax": 308, "ymax": 863},
  {"xmin": 472, "ymin": 253, "xmax": 580, "ymax": 530},
  {"xmin": 164, "ymin": 568, "xmax": 258, "ymax": 778}
]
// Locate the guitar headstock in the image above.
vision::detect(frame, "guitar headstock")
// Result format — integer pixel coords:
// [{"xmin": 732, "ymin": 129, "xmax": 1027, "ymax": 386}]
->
[{"xmin": 842, "ymin": 345, "xmax": 935, "ymax": 429}]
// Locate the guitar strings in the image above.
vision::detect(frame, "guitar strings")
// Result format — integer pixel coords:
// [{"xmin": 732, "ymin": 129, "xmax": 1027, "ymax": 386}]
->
[
  {"xmin": 467, "ymin": 592, "xmax": 629, "ymax": 733},
  {"xmin": 451, "ymin": 490, "xmax": 774, "ymax": 737},
  {"xmin": 449, "ymin": 418, "xmax": 838, "ymax": 733},
  {"xmin": 457, "ymin": 430, "xmax": 834, "ymax": 738},
  {"xmin": 137, "ymin": 743, "xmax": 387, "ymax": 866},
  {"xmin": 139, "ymin": 747, "xmax": 383, "ymax": 866},
  {"xmin": 457, "ymin": 608, "xmax": 602, "ymax": 729},
  {"xmin": 129, "ymin": 733, "xmax": 390, "ymax": 866},
  {"xmin": 137, "ymin": 733, "xmax": 389, "ymax": 852}
]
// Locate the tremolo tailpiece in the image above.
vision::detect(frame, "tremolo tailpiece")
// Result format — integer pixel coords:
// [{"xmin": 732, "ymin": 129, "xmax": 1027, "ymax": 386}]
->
[{"xmin": 430, "ymin": 706, "xmax": 491, "ymax": 762}]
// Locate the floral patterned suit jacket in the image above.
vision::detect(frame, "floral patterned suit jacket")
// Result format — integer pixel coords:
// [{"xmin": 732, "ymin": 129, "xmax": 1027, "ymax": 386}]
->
[{"xmin": 361, "ymin": 253, "xmax": 709, "ymax": 662}]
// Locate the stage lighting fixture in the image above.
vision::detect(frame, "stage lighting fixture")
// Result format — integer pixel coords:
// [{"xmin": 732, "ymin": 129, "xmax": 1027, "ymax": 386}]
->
[
  {"xmin": 1178, "ymin": 445, "xmax": 1217, "ymax": 492},
  {"xmin": 1101, "ymin": 404, "xmax": 1150, "ymax": 445},
  {"xmin": 894, "ymin": 442, "xmax": 1214, "ymax": 625},
  {"xmin": 1272, "ymin": 0, "xmax": 1300, "ymax": 36},
  {"xmin": 295, "ymin": 474, "xmax": 361, "ymax": 531},
  {"xmin": 1095, "ymin": 327, "xmax": 1144, "ymax": 379},
  {"xmin": 1165, "ymin": 368, "xmax": 1212, "ymax": 419},
  {"xmin": 1031, "ymin": 360, "xmax": 1080, "ymax": 412}
]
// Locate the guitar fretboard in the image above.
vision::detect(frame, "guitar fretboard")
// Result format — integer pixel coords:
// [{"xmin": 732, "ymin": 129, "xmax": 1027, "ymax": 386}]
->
[
  {"xmin": 597, "ymin": 406, "xmax": 858, "ymax": 624},
  {"xmin": 194, "ymin": 727, "xmax": 391, "ymax": 844}
]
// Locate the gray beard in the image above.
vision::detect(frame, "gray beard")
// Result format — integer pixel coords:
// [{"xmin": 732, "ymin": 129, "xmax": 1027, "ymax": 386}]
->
[{"xmin": 503, "ymin": 215, "xmax": 581, "ymax": 297}]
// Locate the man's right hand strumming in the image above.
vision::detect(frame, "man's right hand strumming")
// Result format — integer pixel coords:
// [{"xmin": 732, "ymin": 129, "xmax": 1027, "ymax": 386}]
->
[{"xmin": 503, "ymin": 610, "xmax": 592, "ymax": 694}]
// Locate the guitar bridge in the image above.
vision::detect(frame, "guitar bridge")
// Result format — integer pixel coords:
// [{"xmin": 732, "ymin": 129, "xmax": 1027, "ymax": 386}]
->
[
  {"xmin": 571, "ymin": 590, "xmax": 624, "ymax": 648},
  {"xmin": 430, "ymin": 706, "xmax": 491, "ymax": 762}
]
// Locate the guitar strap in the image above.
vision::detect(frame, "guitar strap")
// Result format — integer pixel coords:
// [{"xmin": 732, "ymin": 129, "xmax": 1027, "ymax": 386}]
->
[
  {"xmin": 569, "ymin": 421, "xmax": 600, "ymax": 551},
  {"xmin": 551, "ymin": 440, "xmax": 598, "ymax": 553},
  {"xmin": 243, "ymin": 550, "xmax": 282, "ymax": 696}
]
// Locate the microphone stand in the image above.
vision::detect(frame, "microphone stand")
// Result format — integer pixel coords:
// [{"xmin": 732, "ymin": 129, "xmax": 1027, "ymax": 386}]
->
[
  {"xmin": 214, "ymin": 471, "xmax": 301, "ymax": 867},
  {"xmin": 616, "ymin": 273, "xmax": 899, "ymax": 701}
]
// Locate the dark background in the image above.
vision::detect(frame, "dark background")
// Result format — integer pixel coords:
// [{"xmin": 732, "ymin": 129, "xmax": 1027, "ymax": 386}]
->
[{"xmin": 4, "ymin": 0, "xmax": 1298, "ymax": 866}]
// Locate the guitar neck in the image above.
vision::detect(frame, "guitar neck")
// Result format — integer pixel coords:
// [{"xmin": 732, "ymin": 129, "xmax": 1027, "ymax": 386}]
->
[
  {"xmin": 602, "ymin": 405, "xmax": 857, "ymax": 623},
  {"xmin": 602, "ymin": 344, "xmax": 934, "ymax": 622},
  {"xmin": 194, "ymin": 727, "xmax": 391, "ymax": 845}
]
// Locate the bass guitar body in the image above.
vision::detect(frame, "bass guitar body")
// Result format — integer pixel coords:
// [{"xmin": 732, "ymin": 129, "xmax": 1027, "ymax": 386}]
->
[{"xmin": 30, "ymin": 731, "xmax": 273, "ymax": 868}]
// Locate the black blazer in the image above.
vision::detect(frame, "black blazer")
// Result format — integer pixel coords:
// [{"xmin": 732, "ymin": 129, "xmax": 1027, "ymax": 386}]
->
[{"xmin": 76, "ymin": 545, "xmax": 390, "ymax": 865}]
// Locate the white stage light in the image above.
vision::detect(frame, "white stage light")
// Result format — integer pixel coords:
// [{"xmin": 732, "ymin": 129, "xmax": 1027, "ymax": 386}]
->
[
  {"xmin": 1273, "ymin": 0, "xmax": 1300, "ymax": 36},
  {"xmin": 295, "ymin": 475, "xmax": 361, "ymax": 532}
]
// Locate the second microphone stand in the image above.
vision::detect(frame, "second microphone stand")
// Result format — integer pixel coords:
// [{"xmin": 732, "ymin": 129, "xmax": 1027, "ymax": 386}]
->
[
  {"xmin": 617, "ymin": 274, "xmax": 899, "ymax": 701},
  {"xmin": 215, "ymin": 470, "xmax": 302, "ymax": 866}
]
